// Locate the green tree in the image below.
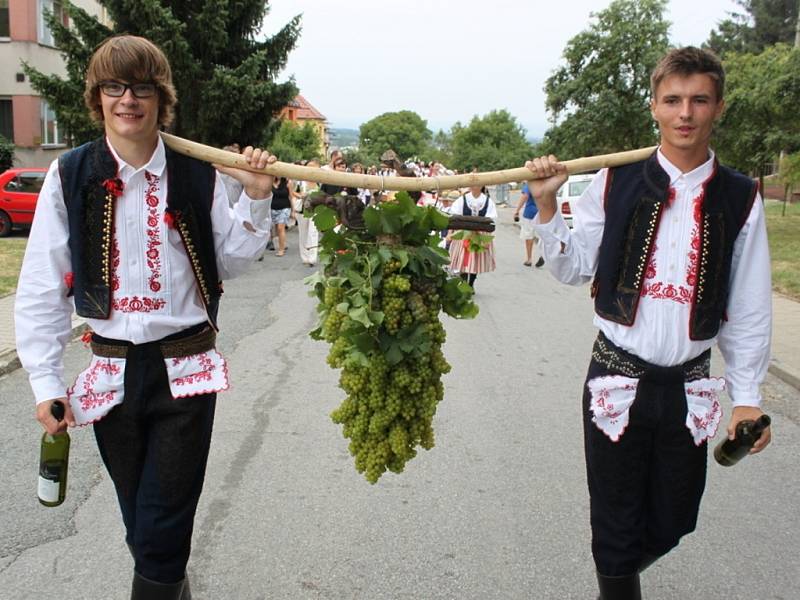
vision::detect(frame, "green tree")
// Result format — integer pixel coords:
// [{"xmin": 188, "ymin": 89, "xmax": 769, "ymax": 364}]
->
[
  {"xmin": 269, "ymin": 120, "xmax": 323, "ymax": 164},
  {"xmin": 778, "ymin": 152, "xmax": 800, "ymax": 215},
  {"xmin": 540, "ymin": 0, "xmax": 669, "ymax": 158},
  {"xmin": 448, "ymin": 110, "xmax": 532, "ymax": 172},
  {"xmin": 24, "ymin": 0, "xmax": 300, "ymax": 147},
  {"xmin": 0, "ymin": 135, "xmax": 15, "ymax": 172},
  {"xmin": 359, "ymin": 111, "xmax": 432, "ymax": 161},
  {"xmin": 715, "ymin": 45, "xmax": 800, "ymax": 176},
  {"xmin": 705, "ymin": 0, "xmax": 799, "ymax": 56}
]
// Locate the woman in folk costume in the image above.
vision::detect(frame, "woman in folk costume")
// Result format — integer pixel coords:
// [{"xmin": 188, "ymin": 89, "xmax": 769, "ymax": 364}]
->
[{"xmin": 447, "ymin": 185, "xmax": 497, "ymax": 287}]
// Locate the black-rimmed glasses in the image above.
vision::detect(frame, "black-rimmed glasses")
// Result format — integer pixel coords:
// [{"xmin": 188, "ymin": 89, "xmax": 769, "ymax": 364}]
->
[{"xmin": 99, "ymin": 81, "xmax": 158, "ymax": 98}]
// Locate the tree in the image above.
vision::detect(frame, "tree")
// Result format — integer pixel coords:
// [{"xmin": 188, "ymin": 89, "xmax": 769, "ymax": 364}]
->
[
  {"xmin": 540, "ymin": 0, "xmax": 669, "ymax": 158},
  {"xmin": 359, "ymin": 111, "xmax": 432, "ymax": 162},
  {"xmin": 0, "ymin": 135, "xmax": 15, "ymax": 172},
  {"xmin": 24, "ymin": 0, "xmax": 300, "ymax": 147},
  {"xmin": 269, "ymin": 120, "xmax": 324, "ymax": 164},
  {"xmin": 448, "ymin": 110, "xmax": 532, "ymax": 172},
  {"xmin": 778, "ymin": 152, "xmax": 800, "ymax": 215},
  {"xmin": 715, "ymin": 45, "xmax": 800, "ymax": 176},
  {"xmin": 705, "ymin": 0, "xmax": 799, "ymax": 56}
]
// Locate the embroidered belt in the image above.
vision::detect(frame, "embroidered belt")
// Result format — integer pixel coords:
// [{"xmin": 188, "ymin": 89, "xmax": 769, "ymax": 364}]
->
[
  {"xmin": 90, "ymin": 326, "xmax": 216, "ymax": 359},
  {"xmin": 591, "ymin": 331, "xmax": 710, "ymax": 381},
  {"xmin": 588, "ymin": 332, "xmax": 723, "ymax": 445}
]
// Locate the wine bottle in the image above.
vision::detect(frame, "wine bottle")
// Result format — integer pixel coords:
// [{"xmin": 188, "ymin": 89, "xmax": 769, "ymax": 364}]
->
[
  {"xmin": 713, "ymin": 414, "xmax": 771, "ymax": 467},
  {"xmin": 38, "ymin": 401, "xmax": 70, "ymax": 507}
]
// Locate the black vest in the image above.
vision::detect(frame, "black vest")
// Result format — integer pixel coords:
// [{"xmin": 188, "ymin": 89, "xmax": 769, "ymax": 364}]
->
[
  {"xmin": 592, "ymin": 151, "xmax": 758, "ymax": 340},
  {"xmin": 58, "ymin": 138, "xmax": 222, "ymax": 329}
]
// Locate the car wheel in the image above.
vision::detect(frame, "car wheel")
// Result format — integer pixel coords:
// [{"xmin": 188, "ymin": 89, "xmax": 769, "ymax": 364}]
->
[{"xmin": 0, "ymin": 211, "xmax": 12, "ymax": 237}]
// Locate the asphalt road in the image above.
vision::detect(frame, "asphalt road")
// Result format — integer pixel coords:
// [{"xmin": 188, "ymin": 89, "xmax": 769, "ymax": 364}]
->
[{"xmin": 1, "ymin": 209, "xmax": 798, "ymax": 600}]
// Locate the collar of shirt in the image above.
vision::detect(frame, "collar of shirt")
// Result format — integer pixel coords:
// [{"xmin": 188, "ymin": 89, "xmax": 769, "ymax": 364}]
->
[
  {"xmin": 106, "ymin": 136, "xmax": 167, "ymax": 184},
  {"xmin": 656, "ymin": 147, "xmax": 716, "ymax": 192}
]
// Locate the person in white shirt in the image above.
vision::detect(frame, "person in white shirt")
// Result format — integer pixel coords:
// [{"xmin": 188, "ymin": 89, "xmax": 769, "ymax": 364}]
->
[
  {"xmin": 526, "ymin": 47, "xmax": 772, "ymax": 600},
  {"xmin": 14, "ymin": 35, "xmax": 277, "ymax": 600}
]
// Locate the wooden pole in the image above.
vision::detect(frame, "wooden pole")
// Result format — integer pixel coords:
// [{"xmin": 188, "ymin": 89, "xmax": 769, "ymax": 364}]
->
[{"xmin": 160, "ymin": 131, "xmax": 655, "ymax": 192}]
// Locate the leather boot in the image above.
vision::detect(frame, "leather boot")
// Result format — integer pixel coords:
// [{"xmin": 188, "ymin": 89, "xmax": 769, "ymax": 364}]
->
[
  {"xmin": 596, "ymin": 572, "xmax": 642, "ymax": 600},
  {"xmin": 181, "ymin": 576, "xmax": 192, "ymax": 600},
  {"xmin": 131, "ymin": 571, "xmax": 186, "ymax": 600}
]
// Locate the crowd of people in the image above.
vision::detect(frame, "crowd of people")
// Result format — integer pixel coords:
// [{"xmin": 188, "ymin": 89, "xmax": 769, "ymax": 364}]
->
[{"xmin": 216, "ymin": 144, "xmax": 539, "ymax": 287}]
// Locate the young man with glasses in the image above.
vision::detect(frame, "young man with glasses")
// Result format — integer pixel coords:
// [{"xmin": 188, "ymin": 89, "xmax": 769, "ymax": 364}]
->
[{"xmin": 15, "ymin": 35, "xmax": 276, "ymax": 600}]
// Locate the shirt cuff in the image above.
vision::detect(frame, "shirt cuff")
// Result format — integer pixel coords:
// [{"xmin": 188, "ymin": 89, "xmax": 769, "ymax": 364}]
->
[
  {"xmin": 533, "ymin": 211, "xmax": 571, "ymax": 244},
  {"xmin": 726, "ymin": 382, "xmax": 762, "ymax": 408},
  {"xmin": 237, "ymin": 193, "xmax": 272, "ymax": 234},
  {"xmin": 30, "ymin": 374, "xmax": 68, "ymax": 405}
]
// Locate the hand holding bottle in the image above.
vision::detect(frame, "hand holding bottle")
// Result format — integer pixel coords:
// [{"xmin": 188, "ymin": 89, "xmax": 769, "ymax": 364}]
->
[
  {"xmin": 714, "ymin": 407, "xmax": 771, "ymax": 467},
  {"xmin": 726, "ymin": 406, "xmax": 771, "ymax": 454},
  {"xmin": 36, "ymin": 397, "xmax": 75, "ymax": 433}
]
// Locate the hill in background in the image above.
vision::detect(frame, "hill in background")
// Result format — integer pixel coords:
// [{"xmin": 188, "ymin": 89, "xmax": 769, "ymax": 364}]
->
[{"xmin": 329, "ymin": 127, "xmax": 359, "ymax": 149}]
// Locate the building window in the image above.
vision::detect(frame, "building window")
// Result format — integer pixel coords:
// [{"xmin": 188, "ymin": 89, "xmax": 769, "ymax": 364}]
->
[
  {"xmin": 41, "ymin": 101, "xmax": 65, "ymax": 146},
  {"xmin": 1, "ymin": 0, "xmax": 10, "ymax": 38},
  {"xmin": 0, "ymin": 99, "xmax": 12, "ymax": 141},
  {"xmin": 38, "ymin": 0, "xmax": 67, "ymax": 47}
]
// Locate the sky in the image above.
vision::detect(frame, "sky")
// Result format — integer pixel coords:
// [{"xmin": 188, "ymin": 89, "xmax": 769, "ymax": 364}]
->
[{"xmin": 261, "ymin": 0, "xmax": 741, "ymax": 138}]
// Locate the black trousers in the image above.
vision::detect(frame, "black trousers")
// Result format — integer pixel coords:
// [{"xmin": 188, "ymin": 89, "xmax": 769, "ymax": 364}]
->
[
  {"xmin": 93, "ymin": 335, "xmax": 216, "ymax": 584},
  {"xmin": 582, "ymin": 341, "xmax": 709, "ymax": 577}
]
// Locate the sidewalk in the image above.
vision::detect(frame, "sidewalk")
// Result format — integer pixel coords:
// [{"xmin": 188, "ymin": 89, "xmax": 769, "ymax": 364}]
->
[{"xmin": 1, "ymin": 290, "xmax": 798, "ymax": 391}]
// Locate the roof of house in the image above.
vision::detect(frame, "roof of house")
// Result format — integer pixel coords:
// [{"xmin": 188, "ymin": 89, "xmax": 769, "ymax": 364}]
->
[{"xmin": 284, "ymin": 94, "xmax": 326, "ymax": 121}]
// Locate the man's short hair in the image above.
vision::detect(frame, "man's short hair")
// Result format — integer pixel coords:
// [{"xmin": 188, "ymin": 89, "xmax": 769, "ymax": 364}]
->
[
  {"xmin": 650, "ymin": 46, "xmax": 725, "ymax": 102},
  {"xmin": 84, "ymin": 35, "xmax": 178, "ymax": 127}
]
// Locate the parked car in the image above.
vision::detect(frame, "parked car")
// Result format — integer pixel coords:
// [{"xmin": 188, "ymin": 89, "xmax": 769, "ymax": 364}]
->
[
  {"xmin": 557, "ymin": 173, "xmax": 594, "ymax": 228},
  {"xmin": 0, "ymin": 167, "xmax": 48, "ymax": 237}
]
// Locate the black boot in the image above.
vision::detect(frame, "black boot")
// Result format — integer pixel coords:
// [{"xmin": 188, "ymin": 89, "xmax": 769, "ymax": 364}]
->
[
  {"xmin": 181, "ymin": 576, "xmax": 192, "ymax": 600},
  {"xmin": 131, "ymin": 571, "xmax": 186, "ymax": 600},
  {"xmin": 596, "ymin": 572, "xmax": 642, "ymax": 600}
]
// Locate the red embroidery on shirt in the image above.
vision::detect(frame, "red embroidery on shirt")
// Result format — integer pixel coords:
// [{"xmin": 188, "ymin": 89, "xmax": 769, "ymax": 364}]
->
[
  {"xmin": 685, "ymin": 192, "xmax": 703, "ymax": 287},
  {"xmin": 112, "ymin": 296, "xmax": 167, "ymax": 313},
  {"xmin": 144, "ymin": 172, "xmax": 163, "ymax": 293},
  {"xmin": 640, "ymin": 189, "xmax": 705, "ymax": 305}
]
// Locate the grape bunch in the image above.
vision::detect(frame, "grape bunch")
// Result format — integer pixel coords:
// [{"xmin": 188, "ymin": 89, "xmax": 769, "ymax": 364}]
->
[
  {"xmin": 319, "ymin": 269, "xmax": 462, "ymax": 483},
  {"xmin": 309, "ymin": 192, "xmax": 478, "ymax": 483}
]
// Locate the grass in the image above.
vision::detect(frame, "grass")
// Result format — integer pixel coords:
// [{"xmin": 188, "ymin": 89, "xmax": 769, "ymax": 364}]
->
[
  {"xmin": 0, "ymin": 201, "xmax": 797, "ymax": 300},
  {"xmin": 0, "ymin": 237, "xmax": 28, "ymax": 296},
  {"xmin": 765, "ymin": 199, "xmax": 800, "ymax": 301}
]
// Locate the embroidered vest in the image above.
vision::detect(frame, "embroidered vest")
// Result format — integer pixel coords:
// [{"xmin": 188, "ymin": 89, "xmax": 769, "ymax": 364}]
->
[
  {"xmin": 592, "ymin": 151, "xmax": 758, "ymax": 341},
  {"xmin": 58, "ymin": 138, "xmax": 222, "ymax": 329}
]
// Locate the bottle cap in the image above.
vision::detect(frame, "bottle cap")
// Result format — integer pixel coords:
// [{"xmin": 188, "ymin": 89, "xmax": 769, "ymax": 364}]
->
[{"xmin": 51, "ymin": 401, "xmax": 65, "ymax": 422}]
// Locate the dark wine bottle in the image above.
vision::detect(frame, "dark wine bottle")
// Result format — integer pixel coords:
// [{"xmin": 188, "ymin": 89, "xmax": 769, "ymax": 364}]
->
[
  {"xmin": 38, "ymin": 401, "xmax": 70, "ymax": 507},
  {"xmin": 714, "ymin": 414, "xmax": 771, "ymax": 467}
]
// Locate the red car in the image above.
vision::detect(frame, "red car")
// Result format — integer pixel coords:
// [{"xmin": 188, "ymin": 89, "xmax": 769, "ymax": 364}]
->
[{"xmin": 0, "ymin": 167, "xmax": 48, "ymax": 237}]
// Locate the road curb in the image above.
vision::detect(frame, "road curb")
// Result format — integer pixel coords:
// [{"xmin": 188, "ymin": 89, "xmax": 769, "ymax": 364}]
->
[
  {"xmin": 0, "ymin": 321, "xmax": 89, "ymax": 379},
  {"xmin": 768, "ymin": 359, "xmax": 800, "ymax": 391}
]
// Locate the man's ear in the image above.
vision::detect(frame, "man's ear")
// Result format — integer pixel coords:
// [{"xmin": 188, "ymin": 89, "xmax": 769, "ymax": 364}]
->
[{"xmin": 714, "ymin": 99, "xmax": 726, "ymax": 121}]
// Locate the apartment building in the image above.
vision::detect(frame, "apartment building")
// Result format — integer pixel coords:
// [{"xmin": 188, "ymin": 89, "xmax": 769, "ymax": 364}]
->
[{"xmin": 0, "ymin": 0, "xmax": 108, "ymax": 167}]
